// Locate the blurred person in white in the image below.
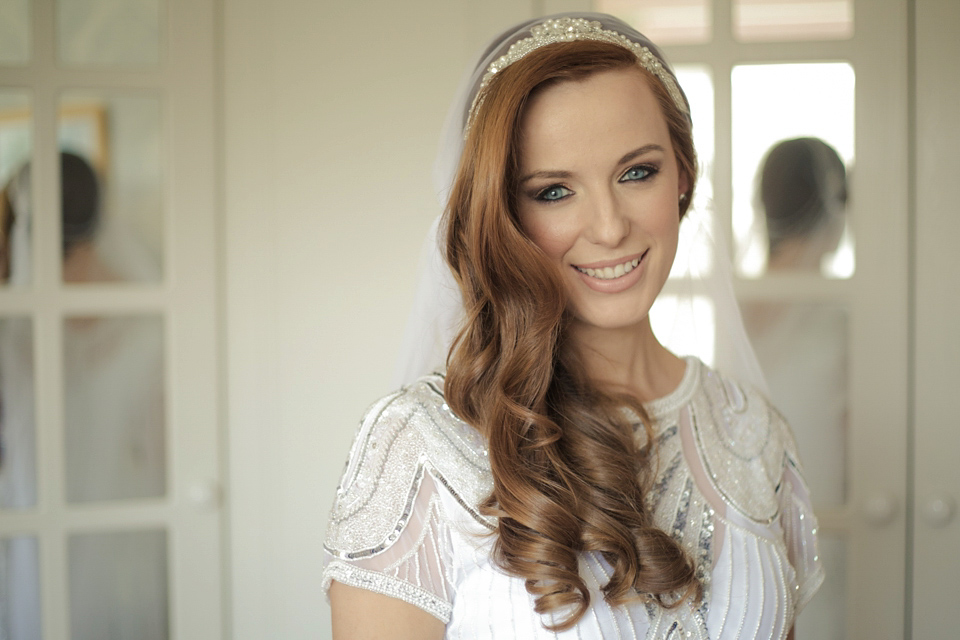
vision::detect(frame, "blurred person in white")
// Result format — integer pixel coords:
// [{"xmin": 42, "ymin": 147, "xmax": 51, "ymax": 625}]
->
[
  {"xmin": 322, "ymin": 13, "xmax": 822, "ymax": 639},
  {"xmin": 744, "ymin": 138, "xmax": 849, "ymax": 508},
  {"xmin": 0, "ymin": 152, "xmax": 166, "ymax": 639}
]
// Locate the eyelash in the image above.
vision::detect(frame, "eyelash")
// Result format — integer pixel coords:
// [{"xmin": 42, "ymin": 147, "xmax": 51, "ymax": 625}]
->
[
  {"xmin": 534, "ymin": 185, "xmax": 573, "ymax": 202},
  {"xmin": 619, "ymin": 163, "xmax": 659, "ymax": 183},
  {"xmin": 531, "ymin": 164, "xmax": 660, "ymax": 203}
]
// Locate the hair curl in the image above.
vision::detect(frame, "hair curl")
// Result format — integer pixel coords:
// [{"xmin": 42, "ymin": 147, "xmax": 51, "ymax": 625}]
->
[{"xmin": 443, "ymin": 41, "xmax": 701, "ymax": 631}]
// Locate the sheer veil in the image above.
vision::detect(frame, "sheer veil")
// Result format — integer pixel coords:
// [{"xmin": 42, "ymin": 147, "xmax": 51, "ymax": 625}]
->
[{"xmin": 393, "ymin": 12, "xmax": 767, "ymax": 396}]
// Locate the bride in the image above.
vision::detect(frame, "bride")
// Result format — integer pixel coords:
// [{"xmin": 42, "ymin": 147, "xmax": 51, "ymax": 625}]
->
[{"xmin": 322, "ymin": 13, "xmax": 822, "ymax": 639}]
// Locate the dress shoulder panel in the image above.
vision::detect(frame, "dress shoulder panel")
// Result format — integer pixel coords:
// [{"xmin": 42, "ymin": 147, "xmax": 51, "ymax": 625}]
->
[
  {"xmin": 324, "ymin": 374, "xmax": 494, "ymax": 560},
  {"xmin": 690, "ymin": 366, "xmax": 795, "ymax": 524}
]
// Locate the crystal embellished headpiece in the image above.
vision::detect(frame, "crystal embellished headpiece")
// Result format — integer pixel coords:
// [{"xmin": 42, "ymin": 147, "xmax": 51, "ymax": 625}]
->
[{"xmin": 465, "ymin": 16, "xmax": 689, "ymax": 137}]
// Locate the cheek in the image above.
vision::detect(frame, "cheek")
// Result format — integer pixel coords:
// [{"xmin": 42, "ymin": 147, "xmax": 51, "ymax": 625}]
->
[
  {"xmin": 646, "ymin": 193, "xmax": 681, "ymax": 245},
  {"xmin": 519, "ymin": 213, "xmax": 578, "ymax": 261}
]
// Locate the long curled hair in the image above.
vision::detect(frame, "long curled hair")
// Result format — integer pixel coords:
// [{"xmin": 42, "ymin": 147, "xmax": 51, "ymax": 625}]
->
[{"xmin": 443, "ymin": 41, "xmax": 700, "ymax": 630}]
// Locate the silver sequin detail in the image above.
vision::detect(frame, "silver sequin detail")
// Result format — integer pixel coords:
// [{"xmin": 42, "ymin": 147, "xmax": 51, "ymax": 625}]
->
[
  {"xmin": 324, "ymin": 375, "xmax": 494, "ymax": 561},
  {"xmin": 323, "ymin": 560, "xmax": 452, "ymax": 622},
  {"xmin": 690, "ymin": 370, "xmax": 788, "ymax": 524},
  {"xmin": 322, "ymin": 360, "xmax": 820, "ymax": 638}
]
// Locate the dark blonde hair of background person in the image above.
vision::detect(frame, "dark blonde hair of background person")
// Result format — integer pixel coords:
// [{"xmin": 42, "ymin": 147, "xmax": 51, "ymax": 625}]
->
[{"xmin": 442, "ymin": 40, "xmax": 700, "ymax": 631}]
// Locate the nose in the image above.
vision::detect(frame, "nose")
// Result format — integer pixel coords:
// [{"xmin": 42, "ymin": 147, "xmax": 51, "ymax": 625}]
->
[{"xmin": 584, "ymin": 188, "xmax": 630, "ymax": 247}]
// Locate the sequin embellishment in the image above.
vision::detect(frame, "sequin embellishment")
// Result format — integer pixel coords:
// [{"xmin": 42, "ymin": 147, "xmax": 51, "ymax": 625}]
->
[
  {"xmin": 324, "ymin": 376, "xmax": 494, "ymax": 561},
  {"xmin": 466, "ymin": 17, "xmax": 688, "ymax": 136},
  {"xmin": 322, "ymin": 360, "xmax": 821, "ymax": 638},
  {"xmin": 691, "ymin": 371, "xmax": 788, "ymax": 523}
]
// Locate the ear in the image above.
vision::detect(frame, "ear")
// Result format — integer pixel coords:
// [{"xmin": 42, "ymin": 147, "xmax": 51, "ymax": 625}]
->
[{"xmin": 678, "ymin": 169, "xmax": 690, "ymax": 200}]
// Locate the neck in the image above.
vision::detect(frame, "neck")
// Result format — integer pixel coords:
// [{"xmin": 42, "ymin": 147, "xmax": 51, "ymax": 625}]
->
[
  {"xmin": 568, "ymin": 316, "xmax": 686, "ymax": 404},
  {"xmin": 767, "ymin": 230, "xmax": 839, "ymax": 272},
  {"xmin": 62, "ymin": 241, "xmax": 118, "ymax": 283}
]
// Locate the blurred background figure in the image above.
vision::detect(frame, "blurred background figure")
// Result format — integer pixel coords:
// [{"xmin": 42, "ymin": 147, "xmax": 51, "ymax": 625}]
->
[
  {"xmin": 0, "ymin": 151, "xmax": 118, "ymax": 286},
  {"xmin": 759, "ymin": 137, "xmax": 849, "ymax": 273},
  {"xmin": 745, "ymin": 137, "xmax": 849, "ymax": 507},
  {"xmin": 743, "ymin": 137, "xmax": 850, "ymax": 637},
  {"xmin": 0, "ymin": 152, "xmax": 166, "ymax": 640}
]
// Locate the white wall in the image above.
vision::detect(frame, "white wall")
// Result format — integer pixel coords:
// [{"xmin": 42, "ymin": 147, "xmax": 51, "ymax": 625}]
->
[{"xmin": 223, "ymin": 1, "xmax": 535, "ymax": 636}]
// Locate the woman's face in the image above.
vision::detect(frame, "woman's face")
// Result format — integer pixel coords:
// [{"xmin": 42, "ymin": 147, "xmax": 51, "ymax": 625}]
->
[{"xmin": 516, "ymin": 66, "xmax": 686, "ymax": 333}]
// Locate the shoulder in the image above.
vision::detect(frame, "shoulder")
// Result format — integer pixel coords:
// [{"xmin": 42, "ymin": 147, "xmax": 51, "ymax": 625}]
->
[
  {"xmin": 688, "ymin": 361, "xmax": 800, "ymax": 523},
  {"xmin": 324, "ymin": 374, "xmax": 494, "ymax": 558}
]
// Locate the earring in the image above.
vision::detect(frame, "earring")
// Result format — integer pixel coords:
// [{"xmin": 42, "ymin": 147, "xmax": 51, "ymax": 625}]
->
[{"xmin": 679, "ymin": 193, "xmax": 688, "ymax": 202}]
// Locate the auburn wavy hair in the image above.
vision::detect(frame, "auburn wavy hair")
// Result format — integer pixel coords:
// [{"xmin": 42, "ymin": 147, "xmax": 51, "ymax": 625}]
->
[{"xmin": 443, "ymin": 41, "xmax": 700, "ymax": 630}]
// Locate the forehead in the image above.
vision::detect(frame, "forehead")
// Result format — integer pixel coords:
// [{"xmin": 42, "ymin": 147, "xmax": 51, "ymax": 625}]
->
[{"xmin": 518, "ymin": 67, "xmax": 671, "ymax": 169}]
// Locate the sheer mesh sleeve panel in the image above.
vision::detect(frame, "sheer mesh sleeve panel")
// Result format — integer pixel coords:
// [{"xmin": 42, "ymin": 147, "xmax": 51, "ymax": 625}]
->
[
  {"xmin": 779, "ymin": 458, "xmax": 825, "ymax": 617},
  {"xmin": 323, "ymin": 472, "xmax": 455, "ymax": 623}
]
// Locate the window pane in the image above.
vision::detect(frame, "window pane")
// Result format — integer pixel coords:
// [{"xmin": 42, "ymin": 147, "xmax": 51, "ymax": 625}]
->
[
  {"xmin": 59, "ymin": 93, "xmax": 163, "ymax": 284},
  {"xmin": 0, "ymin": 536, "xmax": 41, "ymax": 638},
  {"xmin": 742, "ymin": 302, "xmax": 847, "ymax": 507},
  {"xmin": 732, "ymin": 63, "xmax": 855, "ymax": 278},
  {"xmin": 0, "ymin": 317, "xmax": 36, "ymax": 509},
  {"xmin": 734, "ymin": 0, "xmax": 853, "ymax": 42},
  {"xmin": 595, "ymin": 0, "xmax": 710, "ymax": 45},
  {"xmin": 63, "ymin": 315, "xmax": 166, "ymax": 503},
  {"xmin": 68, "ymin": 529, "xmax": 168, "ymax": 639},
  {"xmin": 57, "ymin": 0, "xmax": 161, "ymax": 67},
  {"xmin": 0, "ymin": 0, "xmax": 31, "ymax": 65},
  {"xmin": 0, "ymin": 91, "xmax": 32, "ymax": 287},
  {"xmin": 650, "ymin": 294, "xmax": 715, "ymax": 367}
]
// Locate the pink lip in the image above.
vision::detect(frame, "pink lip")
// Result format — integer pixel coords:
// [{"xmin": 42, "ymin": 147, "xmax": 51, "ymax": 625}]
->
[
  {"xmin": 573, "ymin": 251, "xmax": 646, "ymax": 270},
  {"xmin": 572, "ymin": 250, "xmax": 648, "ymax": 294}
]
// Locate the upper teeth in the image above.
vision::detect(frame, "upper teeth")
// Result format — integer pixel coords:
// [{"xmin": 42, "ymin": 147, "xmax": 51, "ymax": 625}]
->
[{"xmin": 576, "ymin": 257, "xmax": 641, "ymax": 280}]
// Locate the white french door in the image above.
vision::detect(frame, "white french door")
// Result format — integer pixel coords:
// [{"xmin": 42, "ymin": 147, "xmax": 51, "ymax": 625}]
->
[{"xmin": 0, "ymin": 1, "xmax": 222, "ymax": 638}]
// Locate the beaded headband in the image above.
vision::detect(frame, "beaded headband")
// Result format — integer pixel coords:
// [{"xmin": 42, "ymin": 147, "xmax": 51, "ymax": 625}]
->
[{"xmin": 465, "ymin": 17, "xmax": 689, "ymax": 137}]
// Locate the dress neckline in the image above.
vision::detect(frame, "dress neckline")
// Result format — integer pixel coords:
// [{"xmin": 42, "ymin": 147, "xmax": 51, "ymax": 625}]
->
[{"xmin": 644, "ymin": 355, "xmax": 701, "ymax": 420}]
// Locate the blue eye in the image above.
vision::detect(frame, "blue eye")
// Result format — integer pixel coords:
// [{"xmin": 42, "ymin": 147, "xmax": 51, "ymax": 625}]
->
[
  {"xmin": 536, "ymin": 185, "xmax": 573, "ymax": 202},
  {"xmin": 620, "ymin": 165, "xmax": 656, "ymax": 182}
]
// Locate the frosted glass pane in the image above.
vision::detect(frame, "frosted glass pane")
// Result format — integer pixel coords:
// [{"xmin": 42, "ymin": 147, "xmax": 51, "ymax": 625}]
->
[
  {"xmin": 735, "ymin": 0, "xmax": 853, "ymax": 42},
  {"xmin": 596, "ymin": 0, "xmax": 710, "ymax": 45},
  {"xmin": 742, "ymin": 302, "xmax": 847, "ymax": 507},
  {"xmin": 0, "ymin": 0, "xmax": 30, "ymax": 65},
  {"xmin": 0, "ymin": 91, "xmax": 32, "ymax": 287},
  {"xmin": 59, "ymin": 93, "xmax": 163, "ymax": 283},
  {"xmin": 57, "ymin": 0, "xmax": 161, "ymax": 67},
  {"xmin": 0, "ymin": 536, "xmax": 41, "ymax": 638},
  {"xmin": 0, "ymin": 317, "xmax": 36, "ymax": 509},
  {"xmin": 650, "ymin": 295, "xmax": 715, "ymax": 367},
  {"xmin": 796, "ymin": 534, "xmax": 846, "ymax": 638},
  {"xmin": 63, "ymin": 315, "xmax": 166, "ymax": 503},
  {"xmin": 68, "ymin": 529, "xmax": 168, "ymax": 640},
  {"xmin": 732, "ymin": 63, "xmax": 855, "ymax": 278}
]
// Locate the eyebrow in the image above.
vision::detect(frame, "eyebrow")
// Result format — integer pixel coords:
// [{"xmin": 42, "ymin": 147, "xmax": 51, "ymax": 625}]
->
[
  {"xmin": 519, "ymin": 144, "xmax": 666, "ymax": 185},
  {"xmin": 617, "ymin": 144, "xmax": 665, "ymax": 166}
]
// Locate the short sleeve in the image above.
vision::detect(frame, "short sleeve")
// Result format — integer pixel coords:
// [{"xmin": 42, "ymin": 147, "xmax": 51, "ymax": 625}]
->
[
  {"xmin": 779, "ymin": 451, "xmax": 826, "ymax": 617},
  {"xmin": 321, "ymin": 392, "xmax": 456, "ymax": 623}
]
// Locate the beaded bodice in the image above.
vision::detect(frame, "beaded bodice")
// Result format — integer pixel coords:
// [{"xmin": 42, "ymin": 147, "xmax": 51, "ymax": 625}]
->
[{"xmin": 322, "ymin": 358, "xmax": 823, "ymax": 639}]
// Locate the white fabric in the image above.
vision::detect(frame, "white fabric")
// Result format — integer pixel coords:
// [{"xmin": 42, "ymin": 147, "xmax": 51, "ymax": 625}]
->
[{"xmin": 323, "ymin": 358, "xmax": 823, "ymax": 638}]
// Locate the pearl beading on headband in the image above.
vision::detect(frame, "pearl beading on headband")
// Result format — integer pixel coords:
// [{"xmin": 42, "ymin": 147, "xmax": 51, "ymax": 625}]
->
[{"xmin": 465, "ymin": 17, "xmax": 689, "ymax": 138}]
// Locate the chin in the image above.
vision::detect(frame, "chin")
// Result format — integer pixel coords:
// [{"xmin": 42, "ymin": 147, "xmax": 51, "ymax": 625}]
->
[{"xmin": 570, "ymin": 308, "xmax": 653, "ymax": 333}]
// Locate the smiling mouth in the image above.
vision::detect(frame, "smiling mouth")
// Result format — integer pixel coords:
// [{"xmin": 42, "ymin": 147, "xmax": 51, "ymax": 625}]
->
[{"xmin": 574, "ymin": 253, "xmax": 645, "ymax": 280}]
